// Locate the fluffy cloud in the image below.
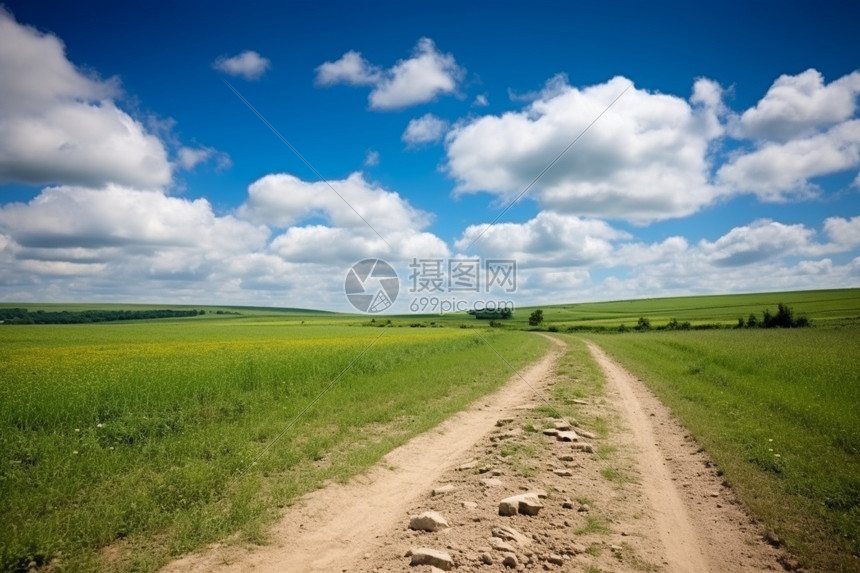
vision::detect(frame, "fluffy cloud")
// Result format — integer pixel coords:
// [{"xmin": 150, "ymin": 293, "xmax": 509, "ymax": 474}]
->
[
  {"xmin": 316, "ymin": 38, "xmax": 464, "ymax": 110},
  {"xmin": 402, "ymin": 113, "xmax": 449, "ymax": 145},
  {"xmin": 0, "ymin": 10, "xmax": 172, "ymax": 190},
  {"xmin": 315, "ymin": 50, "xmax": 380, "ymax": 86},
  {"xmin": 739, "ymin": 69, "xmax": 860, "ymax": 140},
  {"xmin": 717, "ymin": 120, "xmax": 860, "ymax": 200},
  {"xmin": 238, "ymin": 171, "xmax": 431, "ymax": 233},
  {"xmin": 238, "ymin": 171, "xmax": 449, "ymax": 264},
  {"xmin": 455, "ymin": 212, "xmax": 629, "ymax": 266},
  {"xmin": 824, "ymin": 215, "xmax": 860, "ymax": 246},
  {"xmin": 213, "ymin": 50, "xmax": 271, "ymax": 80},
  {"xmin": 446, "ymin": 75, "xmax": 729, "ymax": 223}
]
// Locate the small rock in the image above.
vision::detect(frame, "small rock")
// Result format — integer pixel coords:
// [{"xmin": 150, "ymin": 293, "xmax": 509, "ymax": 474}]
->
[
  {"xmin": 562, "ymin": 499, "xmax": 575, "ymax": 509},
  {"xmin": 572, "ymin": 399, "xmax": 588, "ymax": 405},
  {"xmin": 489, "ymin": 537, "xmax": 516, "ymax": 552},
  {"xmin": 558, "ymin": 454, "xmax": 575, "ymax": 462},
  {"xmin": 492, "ymin": 469, "xmax": 503, "ymax": 477},
  {"xmin": 409, "ymin": 511, "xmax": 450, "ymax": 532},
  {"xmin": 577, "ymin": 430, "xmax": 597, "ymax": 440},
  {"xmin": 502, "ymin": 553, "xmax": 519, "ymax": 568},
  {"xmin": 462, "ymin": 501, "xmax": 478, "ymax": 509},
  {"xmin": 543, "ymin": 428, "xmax": 560, "ymax": 436},
  {"xmin": 556, "ymin": 431, "xmax": 580, "ymax": 442},
  {"xmin": 709, "ymin": 491, "xmax": 720, "ymax": 498},
  {"xmin": 496, "ymin": 417, "xmax": 514, "ymax": 427},
  {"xmin": 432, "ymin": 484, "xmax": 456, "ymax": 496},
  {"xmin": 482, "ymin": 477, "xmax": 504, "ymax": 487},
  {"xmin": 457, "ymin": 460, "xmax": 477, "ymax": 471},
  {"xmin": 492, "ymin": 525, "xmax": 531, "ymax": 546},
  {"xmin": 547, "ymin": 553, "xmax": 564, "ymax": 565},
  {"xmin": 499, "ymin": 493, "xmax": 544, "ymax": 516},
  {"xmin": 572, "ymin": 443, "xmax": 595, "ymax": 453},
  {"xmin": 610, "ymin": 545, "xmax": 623, "ymax": 552},
  {"xmin": 553, "ymin": 469, "xmax": 573, "ymax": 477},
  {"xmin": 554, "ymin": 421, "xmax": 573, "ymax": 431},
  {"xmin": 481, "ymin": 552, "xmax": 494, "ymax": 565},
  {"xmin": 410, "ymin": 547, "xmax": 454, "ymax": 570},
  {"xmin": 578, "ymin": 504, "xmax": 590, "ymax": 512}
]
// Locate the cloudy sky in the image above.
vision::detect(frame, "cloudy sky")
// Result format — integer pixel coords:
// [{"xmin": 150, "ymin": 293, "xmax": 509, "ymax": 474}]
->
[{"xmin": 1, "ymin": 1, "xmax": 858, "ymax": 311}]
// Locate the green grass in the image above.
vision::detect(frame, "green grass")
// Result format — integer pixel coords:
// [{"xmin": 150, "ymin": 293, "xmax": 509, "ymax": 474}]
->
[
  {"xmin": 0, "ymin": 317, "xmax": 549, "ymax": 572},
  {"xmin": 587, "ymin": 327, "xmax": 860, "ymax": 572},
  {"xmin": 488, "ymin": 288, "xmax": 860, "ymax": 330}
]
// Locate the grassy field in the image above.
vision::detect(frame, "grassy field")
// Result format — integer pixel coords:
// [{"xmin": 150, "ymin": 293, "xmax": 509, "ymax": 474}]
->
[
  {"xmin": 588, "ymin": 327, "xmax": 860, "ymax": 572},
  {"xmin": 504, "ymin": 288, "xmax": 860, "ymax": 330},
  {"xmin": 0, "ymin": 316, "xmax": 548, "ymax": 572}
]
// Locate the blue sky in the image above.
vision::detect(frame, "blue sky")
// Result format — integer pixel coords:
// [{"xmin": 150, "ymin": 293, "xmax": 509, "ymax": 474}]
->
[{"xmin": 0, "ymin": 1, "xmax": 858, "ymax": 311}]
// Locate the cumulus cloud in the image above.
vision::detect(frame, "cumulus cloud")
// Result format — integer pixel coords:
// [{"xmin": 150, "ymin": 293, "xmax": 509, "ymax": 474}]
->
[
  {"xmin": 446, "ymin": 75, "xmax": 729, "ymax": 222},
  {"xmin": 824, "ymin": 215, "xmax": 860, "ymax": 246},
  {"xmin": 739, "ymin": 69, "xmax": 860, "ymax": 140},
  {"xmin": 316, "ymin": 38, "xmax": 464, "ymax": 110},
  {"xmin": 717, "ymin": 120, "xmax": 860, "ymax": 200},
  {"xmin": 402, "ymin": 113, "xmax": 449, "ymax": 146},
  {"xmin": 0, "ymin": 10, "xmax": 172, "ymax": 189},
  {"xmin": 213, "ymin": 50, "xmax": 271, "ymax": 80},
  {"xmin": 238, "ymin": 171, "xmax": 432, "ymax": 233},
  {"xmin": 315, "ymin": 50, "xmax": 380, "ymax": 86},
  {"xmin": 473, "ymin": 94, "xmax": 489, "ymax": 107},
  {"xmin": 455, "ymin": 212, "xmax": 629, "ymax": 266}
]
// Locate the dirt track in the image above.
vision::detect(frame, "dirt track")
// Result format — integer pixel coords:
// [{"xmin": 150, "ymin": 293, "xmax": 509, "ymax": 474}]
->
[{"xmin": 162, "ymin": 336, "xmax": 788, "ymax": 572}]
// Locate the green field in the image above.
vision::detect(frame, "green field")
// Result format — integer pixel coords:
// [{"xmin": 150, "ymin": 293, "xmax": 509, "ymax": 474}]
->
[
  {"xmin": 0, "ymin": 316, "xmax": 548, "ymax": 572},
  {"xmin": 2, "ymin": 289, "xmax": 859, "ymax": 572},
  {"xmin": 588, "ymin": 328, "xmax": 860, "ymax": 572},
  {"xmin": 507, "ymin": 288, "xmax": 860, "ymax": 330}
]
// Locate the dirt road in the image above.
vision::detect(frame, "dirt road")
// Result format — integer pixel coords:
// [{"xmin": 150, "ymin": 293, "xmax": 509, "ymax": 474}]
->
[{"xmin": 163, "ymin": 336, "xmax": 787, "ymax": 572}]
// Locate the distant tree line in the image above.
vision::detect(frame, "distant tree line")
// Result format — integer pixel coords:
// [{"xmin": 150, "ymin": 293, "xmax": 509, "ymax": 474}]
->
[
  {"xmin": 737, "ymin": 303, "xmax": 809, "ymax": 329},
  {"xmin": 0, "ymin": 308, "xmax": 207, "ymax": 325}
]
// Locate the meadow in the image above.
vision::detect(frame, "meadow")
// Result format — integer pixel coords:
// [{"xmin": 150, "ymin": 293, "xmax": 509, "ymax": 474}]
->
[
  {"xmin": 0, "ymin": 316, "xmax": 548, "ymax": 572},
  {"xmin": 507, "ymin": 288, "xmax": 860, "ymax": 330},
  {"xmin": 588, "ymin": 327, "xmax": 860, "ymax": 572}
]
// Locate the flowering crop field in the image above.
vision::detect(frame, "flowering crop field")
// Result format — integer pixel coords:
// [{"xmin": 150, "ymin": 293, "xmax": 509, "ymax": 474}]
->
[{"xmin": 0, "ymin": 317, "xmax": 548, "ymax": 572}]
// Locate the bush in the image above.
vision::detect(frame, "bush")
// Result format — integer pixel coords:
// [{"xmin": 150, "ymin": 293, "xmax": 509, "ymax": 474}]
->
[{"xmin": 528, "ymin": 309, "xmax": 544, "ymax": 327}]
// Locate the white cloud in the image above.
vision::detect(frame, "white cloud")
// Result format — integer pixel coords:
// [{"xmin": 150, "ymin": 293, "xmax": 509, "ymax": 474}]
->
[
  {"xmin": 455, "ymin": 211, "xmax": 629, "ymax": 266},
  {"xmin": 402, "ymin": 113, "xmax": 449, "ymax": 146},
  {"xmin": 0, "ymin": 10, "xmax": 172, "ymax": 189},
  {"xmin": 697, "ymin": 219, "xmax": 831, "ymax": 266},
  {"xmin": 740, "ymin": 69, "xmax": 860, "ymax": 140},
  {"xmin": 238, "ymin": 171, "xmax": 431, "ymax": 234},
  {"xmin": 316, "ymin": 38, "xmax": 464, "ymax": 111},
  {"xmin": 446, "ymin": 75, "xmax": 729, "ymax": 222},
  {"xmin": 717, "ymin": 120, "xmax": 860, "ymax": 201},
  {"xmin": 315, "ymin": 50, "xmax": 380, "ymax": 86},
  {"xmin": 213, "ymin": 50, "xmax": 271, "ymax": 80},
  {"xmin": 473, "ymin": 94, "xmax": 489, "ymax": 107},
  {"xmin": 824, "ymin": 215, "xmax": 860, "ymax": 246}
]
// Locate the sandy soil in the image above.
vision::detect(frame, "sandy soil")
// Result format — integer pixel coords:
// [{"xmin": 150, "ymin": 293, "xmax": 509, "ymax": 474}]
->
[{"xmin": 162, "ymin": 336, "xmax": 790, "ymax": 573}]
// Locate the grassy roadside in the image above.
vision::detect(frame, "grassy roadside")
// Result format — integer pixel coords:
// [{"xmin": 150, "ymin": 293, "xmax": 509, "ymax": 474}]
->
[
  {"xmin": 0, "ymin": 319, "xmax": 549, "ymax": 572},
  {"xmin": 586, "ymin": 328, "xmax": 860, "ymax": 572}
]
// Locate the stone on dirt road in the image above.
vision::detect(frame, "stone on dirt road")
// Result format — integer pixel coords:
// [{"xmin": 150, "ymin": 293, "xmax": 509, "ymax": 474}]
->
[
  {"xmin": 548, "ymin": 553, "xmax": 564, "ymax": 565},
  {"xmin": 409, "ymin": 547, "xmax": 454, "ymax": 570},
  {"xmin": 489, "ymin": 537, "xmax": 515, "ymax": 552},
  {"xmin": 496, "ymin": 417, "xmax": 514, "ymax": 426},
  {"xmin": 481, "ymin": 477, "xmax": 503, "ymax": 487},
  {"xmin": 492, "ymin": 525, "xmax": 531, "ymax": 546},
  {"xmin": 409, "ymin": 511, "xmax": 449, "ymax": 532},
  {"xmin": 572, "ymin": 443, "xmax": 595, "ymax": 453},
  {"xmin": 556, "ymin": 430, "xmax": 580, "ymax": 442},
  {"xmin": 499, "ymin": 493, "xmax": 544, "ymax": 516},
  {"xmin": 432, "ymin": 484, "xmax": 456, "ymax": 496},
  {"xmin": 542, "ymin": 428, "xmax": 559, "ymax": 436},
  {"xmin": 553, "ymin": 468, "xmax": 573, "ymax": 477},
  {"xmin": 502, "ymin": 553, "xmax": 519, "ymax": 568}
]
